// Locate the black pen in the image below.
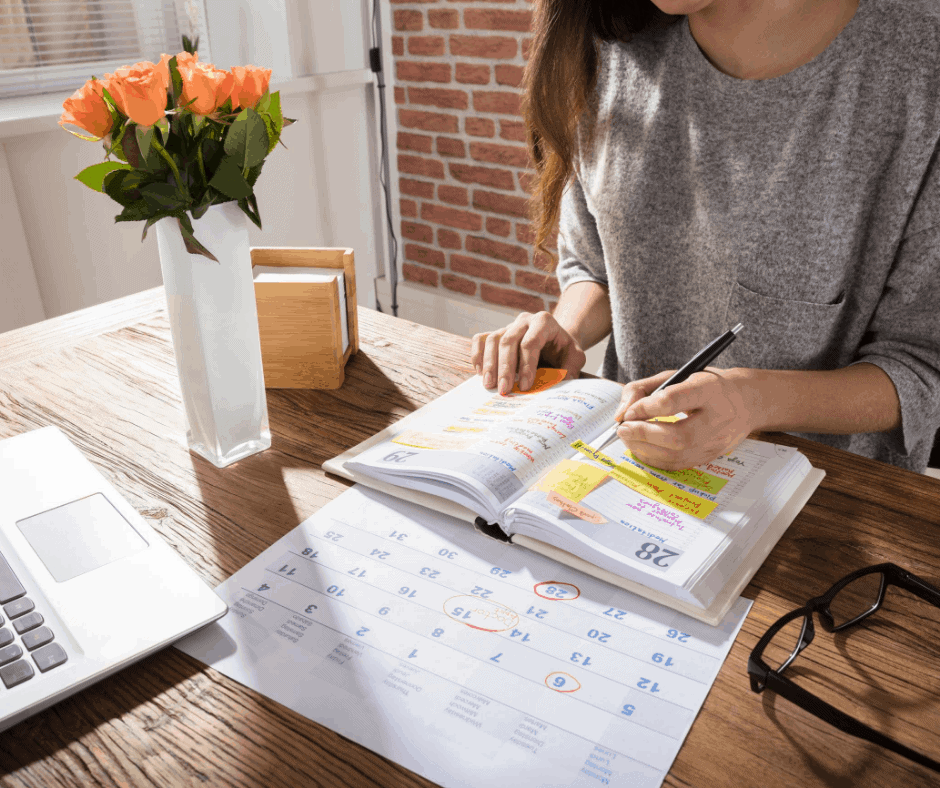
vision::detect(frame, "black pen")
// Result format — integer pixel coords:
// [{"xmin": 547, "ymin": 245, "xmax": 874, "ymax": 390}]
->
[{"xmin": 648, "ymin": 322, "xmax": 744, "ymax": 396}]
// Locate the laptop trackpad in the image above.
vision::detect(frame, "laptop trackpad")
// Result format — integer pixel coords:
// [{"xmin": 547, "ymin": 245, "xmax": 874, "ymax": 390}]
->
[{"xmin": 16, "ymin": 494, "xmax": 149, "ymax": 582}]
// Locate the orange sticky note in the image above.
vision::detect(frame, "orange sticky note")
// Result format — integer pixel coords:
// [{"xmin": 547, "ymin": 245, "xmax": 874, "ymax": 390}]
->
[{"xmin": 509, "ymin": 368, "xmax": 567, "ymax": 395}]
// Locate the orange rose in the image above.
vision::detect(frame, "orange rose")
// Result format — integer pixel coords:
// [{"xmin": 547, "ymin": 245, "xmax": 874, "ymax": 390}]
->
[
  {"xmin": 59, "ymin": 78, "xmax": 113, "ymax": 139},
  {"xmin": 229, "ymin": 65, "xmax": 272, "ymax": 110},
  {"xmin": 105, "ymin": 61, "xmax": 168, "ymax": 127},
  {"xmin": 178, "ymin": 57, "xmax": 233, "ymax": 115}
]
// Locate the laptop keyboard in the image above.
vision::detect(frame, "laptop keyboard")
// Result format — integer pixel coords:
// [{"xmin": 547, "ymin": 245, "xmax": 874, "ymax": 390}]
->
[{"xmin": 0, "ymin": 551, "xmax": 67, "ymax": 689}]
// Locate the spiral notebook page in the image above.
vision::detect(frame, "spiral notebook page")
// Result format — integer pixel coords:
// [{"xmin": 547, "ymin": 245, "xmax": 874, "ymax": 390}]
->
[{"xmin": 177, "ymin": 485, "xmax": 751, "ymax": 788}]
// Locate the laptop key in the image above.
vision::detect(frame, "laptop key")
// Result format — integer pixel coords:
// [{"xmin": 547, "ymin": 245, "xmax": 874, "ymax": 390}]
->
[
  {"xmin": 12, "ymin": 611, "xmax": 43, "ymax": 635},
  {"xmin": 3, "ymin": 597, "xmax": 34, "ymax": 619},
  {"xmin": 21, "ymin": 626, "xmax": 54, "ymax": 651},
  {"xmin": 1, "ymin": 658, "xmax": 34, "ymax": 688},
  {"xmin": 0, "ymin": 643, "xmax": 24, "ymax": 667},
  {"xmin": 0, "ymin": 551, "xmax": 26, "ymax": 604},
  {"xmin": 0, "ymin": 628, "xmax": 12, "ymax": 648},
  {"xmin": 32, "ymin": 642, "xmax": 67, "ymax": 673}
]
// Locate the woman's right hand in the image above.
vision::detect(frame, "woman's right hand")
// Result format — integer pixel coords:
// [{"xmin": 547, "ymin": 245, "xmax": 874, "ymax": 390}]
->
[{"xmin": 470, "ymin": 311, "xmax": 587, "ymax": 395}]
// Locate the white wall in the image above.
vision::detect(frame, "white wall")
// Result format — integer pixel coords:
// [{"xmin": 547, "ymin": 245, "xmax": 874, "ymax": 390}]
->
[{"xmin": 0, "ymin": 0, "xmax": 385, "ymax": 332}]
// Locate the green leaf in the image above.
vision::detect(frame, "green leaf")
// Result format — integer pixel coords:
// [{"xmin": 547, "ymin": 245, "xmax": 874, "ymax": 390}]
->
[
  {"xmin": 168, "ymin": 55, "xmax": 183, "ymax": 107},
  {"xmin": 224, "ymin": 108, "xmax": 269, "ymax": 170},
  {"xmin": 115, "ymin": 200, "xmax": 152, "ymax": 222},
  {"xmin": 238, "ymin": 195, "xmax": 262, "ymax": 230},
  {"xmin": 208, "ymin": 157, "xmax": 252, "ymax": 199},
  {"xmin": 103, "ymin": 169, "xmax": 146, "ymax": 206},
  {"xmin": 141, "ymin": 215, "xmax": 163, "ymax": 242},
  {"xmin": 139, "ymin": 182, "xmax": 188, "ymax": 214},
  {"xmin": 154, "ymin": 117, "xmax": 170, "ymax": 145},
  {"xmin": 75, "ymin": 161, "xmax": 132, "ymax": 193},
  {"xmin": 246, "ymin": 159, "xmax": 264, "ymax": 187},
  {"xmin": 177, "ymin": 214, "xmax": 219, "ymax": 261}
]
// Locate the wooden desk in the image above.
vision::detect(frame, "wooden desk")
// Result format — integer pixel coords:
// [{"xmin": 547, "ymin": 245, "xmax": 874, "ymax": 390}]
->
[{"xmin": 1, "ymin": 288, "xmax": 939, "ymax": 787}]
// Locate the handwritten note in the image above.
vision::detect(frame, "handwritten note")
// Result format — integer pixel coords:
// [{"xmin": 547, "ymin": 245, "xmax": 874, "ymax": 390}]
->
[{"xmin": 176, "ymin": 486, "xmax": 751, "ymax": 788}]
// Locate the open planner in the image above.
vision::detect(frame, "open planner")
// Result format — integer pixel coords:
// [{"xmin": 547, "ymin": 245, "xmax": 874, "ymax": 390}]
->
[{"xmin": 324, "ymin": 370, "xmax": 825, "ymax": 625}]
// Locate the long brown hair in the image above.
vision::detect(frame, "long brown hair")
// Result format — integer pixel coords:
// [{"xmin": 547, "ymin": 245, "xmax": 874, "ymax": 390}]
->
[{"xmin": 522, "ymin": 1, "xmax": 669, "ymax": 271}]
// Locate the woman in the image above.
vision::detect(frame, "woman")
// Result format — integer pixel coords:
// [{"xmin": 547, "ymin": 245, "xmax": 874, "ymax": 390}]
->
[{"xmin": 471, "ymin": 0, "xmax": 940, "ymax": 472}]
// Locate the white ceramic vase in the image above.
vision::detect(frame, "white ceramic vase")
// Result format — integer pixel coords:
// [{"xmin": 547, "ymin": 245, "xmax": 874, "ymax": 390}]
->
[{"xmin": 155, "ymin": 202, "xmax": 271, "ymax": 468}]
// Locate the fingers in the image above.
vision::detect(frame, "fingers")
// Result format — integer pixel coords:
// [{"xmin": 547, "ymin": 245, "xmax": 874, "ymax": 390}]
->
[
  {"xmin": 615, "ymin": 370, "xmax": 675, "ymax": 422},
  {"xmin": 471, "ymin": 311, "xmax": 583, "ymax": 394},
  {"xmin": 621, "ymin": 372, "xmax": 716, "ymax": 422}
]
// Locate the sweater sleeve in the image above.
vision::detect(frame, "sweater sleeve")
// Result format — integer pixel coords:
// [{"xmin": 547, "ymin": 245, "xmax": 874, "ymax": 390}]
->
[{"xmin": 555, "ymin": 172, "xmax": 609, "ymax": 292}]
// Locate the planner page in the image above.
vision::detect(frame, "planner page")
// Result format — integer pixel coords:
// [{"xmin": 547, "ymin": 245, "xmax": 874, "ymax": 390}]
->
[{"xmin": 177, "ymin": 486, "xmax": 750, "ymax": 788}]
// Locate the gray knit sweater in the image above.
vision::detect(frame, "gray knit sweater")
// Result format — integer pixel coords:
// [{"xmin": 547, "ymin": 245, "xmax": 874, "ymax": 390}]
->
[{"xmin": 556, "ymin": 0, "xmax": 940, "ymax": 472}]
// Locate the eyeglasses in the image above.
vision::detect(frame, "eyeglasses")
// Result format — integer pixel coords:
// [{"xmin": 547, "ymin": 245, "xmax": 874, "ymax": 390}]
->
[{"xmin": 748, "ymin": 563, "xmax": 940, "ymax": 772}]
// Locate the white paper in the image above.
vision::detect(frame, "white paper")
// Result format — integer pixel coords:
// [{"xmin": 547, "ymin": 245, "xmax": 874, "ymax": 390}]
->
[{"xmin": 177, "ymin": 486, "xmax": 750, "ymax": 788}]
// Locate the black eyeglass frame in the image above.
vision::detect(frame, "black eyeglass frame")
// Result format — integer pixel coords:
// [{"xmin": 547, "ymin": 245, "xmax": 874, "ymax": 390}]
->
[{"xmin": 747, "ymin": 562, "xmax": 940, "ymax": 773}]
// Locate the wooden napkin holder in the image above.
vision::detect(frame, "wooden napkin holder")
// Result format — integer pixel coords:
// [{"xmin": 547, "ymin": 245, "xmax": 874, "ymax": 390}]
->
[{"xmin": 251, "ymin": 247, "xmax": 359, "ymax": 389}]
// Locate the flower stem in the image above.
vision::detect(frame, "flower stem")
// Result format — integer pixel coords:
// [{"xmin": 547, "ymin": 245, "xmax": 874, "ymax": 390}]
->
[
  {"xmin": 151, "ymin": 135, "xmax": 184, "ymax": 193},
  {"xmin": 197, "ymin": 141, "xmax": 207, "ymax": 185}
]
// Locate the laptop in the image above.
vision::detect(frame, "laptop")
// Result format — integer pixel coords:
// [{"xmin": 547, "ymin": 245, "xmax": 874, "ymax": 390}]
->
[{"xmin": 0, "ymin": 426, "xmax": 228, "ymax": 731}]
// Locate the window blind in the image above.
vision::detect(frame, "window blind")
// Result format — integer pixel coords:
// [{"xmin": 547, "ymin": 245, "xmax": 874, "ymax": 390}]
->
[{"xmin": 0, "ymin": 0, "xmax": 198, "ymax": 100}]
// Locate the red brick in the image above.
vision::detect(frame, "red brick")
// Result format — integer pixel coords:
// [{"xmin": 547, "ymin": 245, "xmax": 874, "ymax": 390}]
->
[
  {"xmin": 409, "ymin": 36, "xmax": 446, "ymax": 56},
  {"xmin": 470, "ymin": 141, "xmax": 530, "ymax": 168},
  {"xmin": 439, "ymin": 184, "xmax": 469, "ymax": 205},
  {"xmin": 495, "ymin": 64, "xmax": 525, "ymax": 87},
  {"xmin": 429, "ymin": 9, "xmax": 459, "ymax": 28},
  {"xmin": 518, "ymin": 171, "xmax": 536, "ymax": 193},
  {"xmin": 466, "ymin": 117, "xmax": 495, "ymax": 137},
  {"xmin": 398, "ymin": 109, "xmax": 459, "ymax": 133},
  {"xmin": 516, "ymin": 269, "xmax": 561, "ymax": 296},
  {"xmin": 450, "ymin": 35, "xmax": 517, "ymax": 60},
  {"xmin": 400, "ymin": 177, "xmax": 435, "ymax": 198},
  {"xmin": 500, "ymin": 119, "xmax": 526, "ymax": 142},
  {"xmin": 422, "ymin": 203, "xmax": 483, "ymax": 231},
  {"xmin": 474, "ymin": 189, "xmax": 530, "ymax": 217},
  {"xmin": 466, "ymin": 235, "xmax": 528, "ymax": 266},
  {"xmin": 398, "ymin": 154, "xmax": 445, "ymax": 179},
  {"xmin": 392, "ymin": 36, "xmax": 404, "ymax": 56},
  {"xmin": 486, "ymin": 217, "xmax": 511, "ymax": 237},
  {"xmin": 403, "ymin": 263, "xmax": 438, "ymax": 287},
  {"xmin": 464, "ymin": 9, "xmax": 532, "ymax": 32},
  {"xmin": 450, "ymin": 163, "xmax": 515, "ymax": 190},
  {"xmin": 394, "ymin": 9, "xmax": 422, "ymax": 30},
  {"xmin": 395, "ymin": 86, "xmax": 406, "ymax": 104},
  {"xmin": 405, "ymin": 243, "xmax": 446, "ymax": 268},
  {"xmin": 481, "ymin": 283, "xmax": 544, "ymax": 312},
  {"xmin": 438, "ymin": 228, "xmax": 462, "ymax": 249},
  {"xmin": 455, "ymin": 63, "xmax": 490, "ymax": 85},
  {"xmin": 397, "ymin": 61, "xmax": 451, "ymax": 83},
  {"xmin": 401, "ymin": 220, "xmax": 433, "ymax": 243},
  {"xmin": 473, "ymin": 90, "xmax": 522, "ymax": 115},
  {"xmin": 408, "ymin": 87, "xmax": 469, "ymax": 110},
  {"xmin": 517, "ymin": 222, "xmax": 557, "ymax": 248},
  {"xmin": 401, "ymin": 198, "xmax": 417, "ymax": 217},
  {"xmin": 397, "ymin": 131, "xmax": 433, "ymax": 153},
  {"xmin": 437, "ymin": 136, "xmax": 465, "ymax": 157},
  {"xmin": 442, "ymin": 273, "xmax": 477, "ymax": 296},
  {"xmin": 451, "ymin": 254, "xmax": 512, "ymax": 284}
]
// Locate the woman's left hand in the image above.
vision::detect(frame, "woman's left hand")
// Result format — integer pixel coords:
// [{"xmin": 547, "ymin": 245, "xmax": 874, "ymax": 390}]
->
[{"xmin": 614, "ymin": 368, "xmax": 756, "ymax": 470}]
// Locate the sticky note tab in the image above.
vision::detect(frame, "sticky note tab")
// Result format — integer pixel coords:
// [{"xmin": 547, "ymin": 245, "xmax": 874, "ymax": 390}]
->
[
  {"xmin": 625, "ymin": 451, "xmax": 728, "ymax": 495},
  {"xmin": 509, "ymin": 368, "xmax": 567, "ymax": 395},
  {"xmin": 547, "ymin": 491, "xmax": 607, "ymax": 524}
]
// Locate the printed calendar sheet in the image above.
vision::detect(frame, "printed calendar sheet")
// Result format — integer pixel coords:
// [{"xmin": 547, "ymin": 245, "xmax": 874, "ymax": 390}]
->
[{"xmin": 177, "ymin": 486, "xmax": 750, "ymax": 788}]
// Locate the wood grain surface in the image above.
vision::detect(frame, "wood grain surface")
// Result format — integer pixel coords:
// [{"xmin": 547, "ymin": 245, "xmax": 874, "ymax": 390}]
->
[{"xmin": 1, "ymin": 287, "xmax": 939, "ymax": 788}]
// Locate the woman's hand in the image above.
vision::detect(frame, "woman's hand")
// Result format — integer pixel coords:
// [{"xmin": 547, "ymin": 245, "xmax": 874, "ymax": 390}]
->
[
  {"xmin": 471, "ymin": 311, "xmax": 587, "ymax": 395},
  {"xmin": 614, "ymin": 368, "xmax": 756, "ymax": 470}
]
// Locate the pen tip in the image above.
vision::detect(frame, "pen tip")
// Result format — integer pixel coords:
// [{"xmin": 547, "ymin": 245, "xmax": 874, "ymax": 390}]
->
[{"xmin": 731, "ymin": 323, "xmax": 744, "ymax": 334}]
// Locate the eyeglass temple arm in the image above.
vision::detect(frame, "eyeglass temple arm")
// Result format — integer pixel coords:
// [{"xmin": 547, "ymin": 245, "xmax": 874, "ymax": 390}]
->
[
  {"xmin": 764, "ymin": 671, "xmax": 940, "ymax": 772},
  {"xmin": 902, "ymin": 573, "xmax": 940, "ymax": 607}
]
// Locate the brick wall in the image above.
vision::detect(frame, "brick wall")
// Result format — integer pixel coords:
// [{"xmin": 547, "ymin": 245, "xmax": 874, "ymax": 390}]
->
[{"xmin": 390, "ymin": 0, "xmax": 559, "ymax": 313}]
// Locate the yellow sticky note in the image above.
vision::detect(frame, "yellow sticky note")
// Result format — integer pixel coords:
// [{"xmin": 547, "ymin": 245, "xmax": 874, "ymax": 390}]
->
[
  {"xmin": 625, "ymin": 451, "xmax": 728, "ymax": 495},
  {"xmin": 535, "ymin": 459, "xmax": 608, "ymax": 502},
  {"xmin": 509, "ymin": 368, "xmax": 567, "ymax": 395}
]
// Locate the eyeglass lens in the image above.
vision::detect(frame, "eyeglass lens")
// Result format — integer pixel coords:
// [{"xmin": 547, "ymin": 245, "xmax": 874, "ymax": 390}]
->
[
  {"xmin": 828, "ymin": 571, "xmax": 884, "ymax": 628},
  {"xmin": 763, "ymin": 615, "xmax": 808, "ymax": 672}
]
